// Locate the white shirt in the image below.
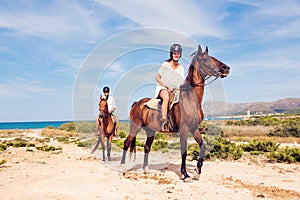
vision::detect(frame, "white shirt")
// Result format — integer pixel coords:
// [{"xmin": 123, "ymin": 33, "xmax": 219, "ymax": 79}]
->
[
  {"xmin": 105, "ymin": 95, "xmax": 116, "ymax": 113},
  {"xmin": 155, "ymin": 61, "xmax": 185, "ymax": 97}
]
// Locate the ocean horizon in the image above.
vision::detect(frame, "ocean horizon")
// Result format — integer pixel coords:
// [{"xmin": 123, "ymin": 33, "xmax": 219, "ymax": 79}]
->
[
  {"xmin": 0, "ymin": 118, "xmax": 240, "ymax": 130},
  {"xmin": 0, "ymin": 120, "xmax": 131, "ymax": 130}
]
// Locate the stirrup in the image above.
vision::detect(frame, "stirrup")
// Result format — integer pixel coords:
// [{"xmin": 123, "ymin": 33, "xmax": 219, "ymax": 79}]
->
[{"xmin": 160, "ymin": 120, "xmax": 169, "ymax": 132}]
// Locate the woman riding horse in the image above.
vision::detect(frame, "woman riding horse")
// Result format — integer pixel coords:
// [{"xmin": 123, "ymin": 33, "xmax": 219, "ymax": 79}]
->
[{"xmin": 121, "ymin": 44, "xmax": 230, "ymax": 182}]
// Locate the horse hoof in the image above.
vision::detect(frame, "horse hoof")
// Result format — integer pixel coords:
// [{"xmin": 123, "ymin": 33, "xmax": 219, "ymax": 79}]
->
[
  {"xmin": 192, "ymin": 169, "xmax": 201, "ymax": 180},
  {"xmin": 119, "ymin": 164, "xmax": 127, "ymax": 173},
  {"xmin": 193, "ymin": 173, "xmax": 200, "ymax": 180},
  {"xmin": 143, "ymin": 166, "xmax": 149, "ymax": 174},
  {"xmin": 183, "ymin": 177, "xmax": 193, "ymax": 183}
]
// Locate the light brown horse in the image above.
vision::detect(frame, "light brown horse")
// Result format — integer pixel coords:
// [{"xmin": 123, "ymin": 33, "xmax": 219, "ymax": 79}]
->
[
  {"xmin": 91, "ymin": 95, "xmax": 116, "ymax": 161},
  {"xmin": 120, "ymin": 44, "xmax": 230, "ymax": 181}
]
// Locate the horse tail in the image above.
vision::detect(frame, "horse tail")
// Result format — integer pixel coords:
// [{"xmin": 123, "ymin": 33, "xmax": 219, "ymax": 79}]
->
[
  {"xmin": 129, "ymin": 137, "xmax": 137, "ymax": 161},
  {"xmin": 131, "ymin": 101, "xmax": 137, "ymax": 108},
  {"xmin": 91, "ymin": 136, "xmax": 101, "ymax": 154}
]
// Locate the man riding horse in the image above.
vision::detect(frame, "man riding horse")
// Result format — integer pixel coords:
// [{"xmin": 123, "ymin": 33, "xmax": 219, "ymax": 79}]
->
[{"xmin": 101, "ymin": 86, "xmax": 118, "ymax": 136}]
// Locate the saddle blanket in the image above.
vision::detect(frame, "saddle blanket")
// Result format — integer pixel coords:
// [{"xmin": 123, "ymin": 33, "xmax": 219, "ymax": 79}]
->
[{"xmin": 145, "ymin": 90, "xmax": 180, "ymax": 110}]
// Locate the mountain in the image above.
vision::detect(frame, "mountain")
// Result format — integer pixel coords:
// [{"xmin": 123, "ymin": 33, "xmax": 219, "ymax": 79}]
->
[{"xmin": 203, "ymin": 97, "xmax": 300, "ymax": 117}]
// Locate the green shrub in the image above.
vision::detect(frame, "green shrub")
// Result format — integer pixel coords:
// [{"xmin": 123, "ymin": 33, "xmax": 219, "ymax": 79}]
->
[
  {"xmin": 241, "ymin": 139, "xmax": 280, "ymax": 152},
  {"xmin": 36, "ymin": 145, "xmax": 62, "ymax": 152},
  {"xmin": 0, "ymin": 159, "xmax": 7, "ymax": 165},
  {"xmin": 118, "ymin": 130, "xmax": 127, "ymax": 138},
  {"xmin": 269, "ymin": 118, "xmax": 300, "ymax": 137},
  {"xmin": 168, "ymin": 142, "xmax": 180, "ymax": 150},
  {"xmin": 152, "ymin": 140, "xmax": 168, "ymax": 151},
  {"xmin": 56, "ymin": 136, "xmax": 70, "ymax": 144},
  {"xmin": 188, "ymin": 137, "xmax": 244, "ymax": 161},
  {"xmin": 76, "ymin": 138, "xmax": 94, "ymax": 148},
  {"xmin": 269, "ymin": 146, "xmax": 300, "ymax": 163},
  {"xmin": 57, "ymin": 122, "xmax": 77, "ymax": 132},
  {"xmin": 112, "ymin": 139, "xmax": 124, "ymax": 149},
  {"xmin": 205, "ymin": 124, "xmax": 224, "ymax": 137},
  {"xmin": 0, "ymin": 143, "xmax": 7, "ymax": 151}
]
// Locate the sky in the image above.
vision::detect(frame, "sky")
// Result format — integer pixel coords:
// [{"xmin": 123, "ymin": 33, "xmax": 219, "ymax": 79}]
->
[{"xmin": 0, "ymin": 0, "xmax": 300, "ymax": 121}]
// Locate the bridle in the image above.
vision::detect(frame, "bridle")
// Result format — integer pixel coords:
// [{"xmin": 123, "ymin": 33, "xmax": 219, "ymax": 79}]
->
[
  {"xmin": 191, "ymin": 53, "xmax": 220, "ymax": 86},
  {"xmin": 98, "ymin": 99, "xmax": 110, "ymax": 119}
]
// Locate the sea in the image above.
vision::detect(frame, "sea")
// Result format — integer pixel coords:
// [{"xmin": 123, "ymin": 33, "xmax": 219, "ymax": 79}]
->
[
  {"xmin": 0, "ymin": 121, "xmax": 72, "ymax": 130},
  {"xmin": 0, "ymin": 118, "xmax": 241, "ymax": 130}
]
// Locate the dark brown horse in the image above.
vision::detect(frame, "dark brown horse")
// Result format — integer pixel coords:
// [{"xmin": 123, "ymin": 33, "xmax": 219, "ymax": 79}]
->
[
  {"xmin": 91, "ymin": 95, "xmax": 116, "ymax": 161},
  {"xmin": 120, "ymin": 44, "xmax": 230, "ymax": 181}
]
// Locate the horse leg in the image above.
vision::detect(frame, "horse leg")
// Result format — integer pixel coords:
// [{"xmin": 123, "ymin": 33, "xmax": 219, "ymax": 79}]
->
[
  {"xmin": 121, "ymin": 135, "xmax": 136, "ymax": 164},
  {"xmin": 129, "ymin": 136, "xmax": 136, "ymax": 162},
  {"xmin": 180, "ymin": 131, "xmax": 191, "ymax": 181},
  {"xmin": 100, "ymin": 134, "xmax": 106, "ymax": 161},
  {"xmin": 121, "ymin": 121, "xmax": 141, "ymax": 165},
  {"xmin": 193, "ymin": 127, "xmax": 206, "ymax": 179},
  {"xmin": 143, "ymin": 134, "xmax": 155, "ymax": 171},
  {"xmin": 107, "ymin": 135, "xmax": 113, "ymax": 161}
]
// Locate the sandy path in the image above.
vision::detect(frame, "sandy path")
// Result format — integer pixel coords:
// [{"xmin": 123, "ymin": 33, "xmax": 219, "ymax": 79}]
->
[{"xmin": 0, "ymin": 130, "xmax": 300, "ymax": 200}]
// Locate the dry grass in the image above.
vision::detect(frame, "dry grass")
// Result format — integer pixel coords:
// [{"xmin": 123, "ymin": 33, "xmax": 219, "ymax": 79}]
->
[
  {"xmin": 0, "ymin": 129, "xmax": 28, "ymax": 138},
  {"xmin": 222, "ymin": 125, "xmax": 300, "ymax": 143},
  {"xmin": 40, "ymin": 128, "xmax": 78, "ymax": 138}
]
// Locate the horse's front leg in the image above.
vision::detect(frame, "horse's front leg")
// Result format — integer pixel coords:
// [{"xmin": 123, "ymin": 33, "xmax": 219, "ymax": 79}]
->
[
  {"xmin": 193, "ymin": 127, "xmax": 206, "ymax": 179},
  {"xmin": 107, "ymin": 135, "xmax": 113, "ymax": 161},
  {"xmin": 100, "ymin": 136, "xmax": 106, "ymax": 161},
  {"xmin": 180, "ymin": 132, "xmax": 191, "ymax": 181}
]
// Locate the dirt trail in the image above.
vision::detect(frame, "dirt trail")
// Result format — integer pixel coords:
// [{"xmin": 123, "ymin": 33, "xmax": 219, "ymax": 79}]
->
[{"xmin": 0, "ymin": 130, "xmax": 300, "ymax": 200}]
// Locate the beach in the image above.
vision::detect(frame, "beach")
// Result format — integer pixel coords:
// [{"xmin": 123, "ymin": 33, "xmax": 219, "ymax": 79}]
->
[{"xmin": 1, "ymin": 129, "xmax": 300, "ymax": 200}]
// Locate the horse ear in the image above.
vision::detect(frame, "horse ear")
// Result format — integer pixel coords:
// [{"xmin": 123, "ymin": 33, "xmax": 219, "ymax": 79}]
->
[
  {"xmin": 198, "ymin": 45, "xmax": 202, "ymax": 54},
  {"xmin": 204, "ymin": 46, "xmax": 209, "ymax": 54},
  {"xmin": 100, "ymin": 95, "xmax": 102, "ymax": 99}
]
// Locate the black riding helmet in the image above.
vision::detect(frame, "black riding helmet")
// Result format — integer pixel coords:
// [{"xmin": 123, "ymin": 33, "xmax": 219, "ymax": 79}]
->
[
  {"xmin": 103, "ymin": 86, "xmax": 110, "ymax": 93},
  {"xmin": 169, "ymin": 44, "xmax": 182, "ymax": 62},
  {"xmin": 170, "ymin": 43, "xmax": 182, "ymax": 54}
]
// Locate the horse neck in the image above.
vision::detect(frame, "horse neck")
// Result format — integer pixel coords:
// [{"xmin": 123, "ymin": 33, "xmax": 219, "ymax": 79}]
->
[
  {"xmin": 179, "ymin": 68, "xmax": 205, "ymax": 123},
  {"xmin": 184, "ymin": 65, "xmax": 205, "ymax": 105}
]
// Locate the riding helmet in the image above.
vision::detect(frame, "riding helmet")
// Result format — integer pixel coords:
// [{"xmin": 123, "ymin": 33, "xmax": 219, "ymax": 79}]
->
[
  {"xmin": 103, "ymin": 86, "xmax": 110, "ymax": 93},
  {"xmin": 170, "ymin": 44, "xmax": 182, "ymax": 54}
]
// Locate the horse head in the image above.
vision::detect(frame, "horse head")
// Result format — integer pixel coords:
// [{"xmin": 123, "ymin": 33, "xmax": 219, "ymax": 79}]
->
[
  {"xmin": 187, "ymin": 45, "xmax": 230, "ymax": 86},
  {"xmin": 98, "ymin": 95, "xmax": 109, "ymax": 118}
]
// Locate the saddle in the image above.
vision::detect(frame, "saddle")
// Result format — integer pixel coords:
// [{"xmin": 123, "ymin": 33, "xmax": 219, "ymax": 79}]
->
[
  {"xmin": 145, "ymin": 90, "xmax": 180, "ymax": 132},
  {"xmin": 145, "ymin": 89, "xmax": 180, "ymax": 111}
]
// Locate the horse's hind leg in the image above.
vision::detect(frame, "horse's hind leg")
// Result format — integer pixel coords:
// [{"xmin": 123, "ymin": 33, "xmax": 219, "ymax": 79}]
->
[
  {"xmin": 129, "ymin": 137, "xmax": 136, "ymax": 162},
  {"xmin": 143, "ymin": 135, "xmax": 154, "ymax": 171},
  {"xmin": 121, "ymin": 120, "xmax": 141, "ymax": 164}
]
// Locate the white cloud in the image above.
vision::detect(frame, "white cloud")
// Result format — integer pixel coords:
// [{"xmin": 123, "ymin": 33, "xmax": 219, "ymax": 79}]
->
[
  {"xmin": 0, "ymin": 77, "xmax": 62, "ymax": 98},
  {"xmin": 105, "ymin": 62, "xmax": 126, "ymax": 77},
  {"xmin": 0, "ymin": 1, "xmax": 105, "ymax": 41},
  {"xmin": 97, "ymin": 0, "xmax": 229, "ymax": 38}
]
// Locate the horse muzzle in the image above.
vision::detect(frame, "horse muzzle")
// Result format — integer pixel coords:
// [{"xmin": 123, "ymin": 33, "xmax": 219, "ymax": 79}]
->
[{"xmin": 219, "ymin": 65, "xmax": 230, "ymax": 78}]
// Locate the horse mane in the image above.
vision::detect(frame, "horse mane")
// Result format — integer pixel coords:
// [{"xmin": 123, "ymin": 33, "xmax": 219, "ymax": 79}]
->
[{"xmin": 185, "ymin": 64, "xmax": 194, "ymax": 87}]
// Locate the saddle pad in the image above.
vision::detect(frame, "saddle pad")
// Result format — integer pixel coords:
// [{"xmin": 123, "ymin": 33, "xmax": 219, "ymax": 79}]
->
[{"xmin": 145, "ymin": 98, "xmax": 162, "ymax": 110}]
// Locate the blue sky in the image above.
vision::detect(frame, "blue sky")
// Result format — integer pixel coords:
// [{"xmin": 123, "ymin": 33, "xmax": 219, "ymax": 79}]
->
[{"xmin": 0, "ymin": 0, "xmax": 299, "ymax": 121}]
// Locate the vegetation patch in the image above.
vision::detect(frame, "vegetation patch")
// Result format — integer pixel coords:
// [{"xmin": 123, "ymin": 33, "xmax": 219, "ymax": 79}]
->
[{"xmin": 36, "ymin": 145, "xmax": 62, "ymax": 152}]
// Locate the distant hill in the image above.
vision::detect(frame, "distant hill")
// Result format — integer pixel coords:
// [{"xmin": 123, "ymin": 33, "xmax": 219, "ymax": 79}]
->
[{"xmin": 203, "ymin": 97, "xmax": 300, "ymax": 117}]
